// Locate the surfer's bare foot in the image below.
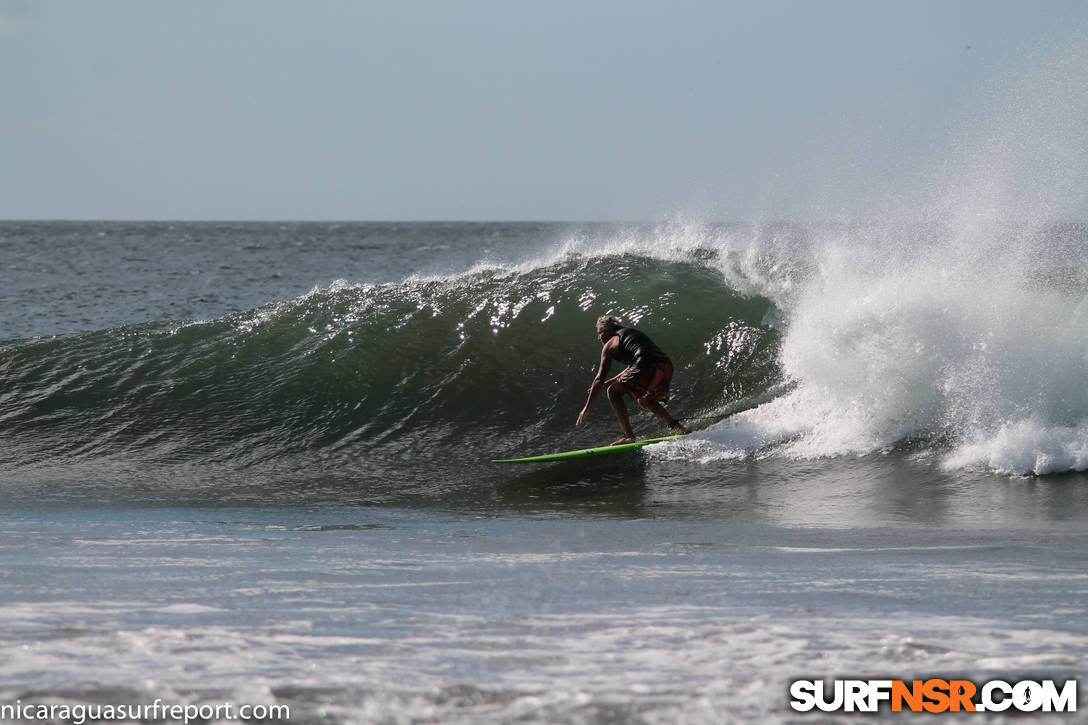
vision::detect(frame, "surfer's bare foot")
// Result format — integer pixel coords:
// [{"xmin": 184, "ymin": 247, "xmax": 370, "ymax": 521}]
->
[
  {"xmin": 669, "ymin": 419, "xmax": 690, "ymax": 434},
  {"xmin": 611, "ymin": 436, "xmax": 636, "ymax": 446}
]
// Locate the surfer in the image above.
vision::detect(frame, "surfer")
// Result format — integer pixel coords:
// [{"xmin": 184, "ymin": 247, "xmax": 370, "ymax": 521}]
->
[{"xmin": 576, "ymin": 315, "xmax": 691, "ymax": 445}]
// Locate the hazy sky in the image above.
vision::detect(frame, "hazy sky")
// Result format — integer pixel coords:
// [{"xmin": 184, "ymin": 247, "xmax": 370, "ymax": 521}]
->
[{"xmin": 2, "ymin": 1, "xmax": 1087, "ymax": 221}]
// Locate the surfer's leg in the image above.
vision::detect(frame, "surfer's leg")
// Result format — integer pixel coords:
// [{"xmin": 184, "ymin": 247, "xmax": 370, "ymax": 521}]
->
[
  {"xmin": 637, "ymin": 398, "xmax": 691, "ymax": 434},
  {"xmin": 606, "ymin": 381, "xmax": 637, "ymax": 444},
  {"xmin": 629, "ymin": 362, "xmax": 687, "ymax": 433}
]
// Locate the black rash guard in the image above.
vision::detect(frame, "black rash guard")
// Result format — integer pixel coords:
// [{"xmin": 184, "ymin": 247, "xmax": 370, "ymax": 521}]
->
[{"xmin": 614, "ymin": 327, "xmax": 670, "ymax": 369}]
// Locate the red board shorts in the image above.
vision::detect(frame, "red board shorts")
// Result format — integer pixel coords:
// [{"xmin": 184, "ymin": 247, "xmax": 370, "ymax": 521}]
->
[{"xmin": 619, "ymin": 361, "xmax": 673, "ymax": 403}]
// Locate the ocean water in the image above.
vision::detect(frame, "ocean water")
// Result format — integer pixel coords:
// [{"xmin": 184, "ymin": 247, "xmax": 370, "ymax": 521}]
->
[{"xmin": 1, "ymin": 219, "xmax": 1086, "ymax": 723}]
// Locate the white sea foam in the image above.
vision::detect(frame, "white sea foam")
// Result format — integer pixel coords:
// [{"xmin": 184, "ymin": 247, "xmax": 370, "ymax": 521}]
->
[
  {"xmin": 3, "ymin": 513, "xmax": 1084, "ymax": 724},
  {"xmin": 943, "ymin": 417, "xmax": 1088, "ymax": 475}
]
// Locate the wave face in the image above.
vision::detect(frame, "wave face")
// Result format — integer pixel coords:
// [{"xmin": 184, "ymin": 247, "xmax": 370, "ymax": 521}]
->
[{"xmin": 0, "ymin": 252, "xmax": 780, "ymax": 495}]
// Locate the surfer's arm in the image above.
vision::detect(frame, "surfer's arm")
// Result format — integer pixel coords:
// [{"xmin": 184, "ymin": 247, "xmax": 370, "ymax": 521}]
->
[{"xmin": 576, "ymin": 340, "xmax": 616, "ymax": 425}]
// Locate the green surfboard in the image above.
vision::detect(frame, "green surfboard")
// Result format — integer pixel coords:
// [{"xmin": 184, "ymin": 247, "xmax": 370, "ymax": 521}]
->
[{"xmin": 493, "ymin": 435, "xmax": 684, "ymax": 464}]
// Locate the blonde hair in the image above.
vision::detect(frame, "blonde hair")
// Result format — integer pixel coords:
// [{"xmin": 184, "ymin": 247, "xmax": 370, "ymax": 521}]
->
[{"xmin": 596, "ymin": 315, "xmax": 624, "ymax": 334}]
